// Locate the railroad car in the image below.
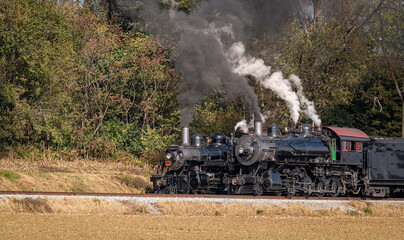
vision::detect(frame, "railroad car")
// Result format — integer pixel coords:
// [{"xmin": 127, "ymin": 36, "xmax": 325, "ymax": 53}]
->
[{"xmin": 151, "ymin": 121, "xmax": 404, "ymax": 197}]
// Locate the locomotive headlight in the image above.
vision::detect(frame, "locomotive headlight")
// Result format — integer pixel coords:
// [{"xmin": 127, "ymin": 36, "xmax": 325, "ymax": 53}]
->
[{"xmin": 165, "ymin": 153, "xmax": 172, "ymax": 160}]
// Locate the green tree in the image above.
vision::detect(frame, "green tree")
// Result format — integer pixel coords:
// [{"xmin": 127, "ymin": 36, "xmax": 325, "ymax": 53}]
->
[
  {"xmin": 0, "ymin": 0, "xmax": 78, "ymax": 150},
  {"xmin": 370, "ymin": 0, "xmax": 403, "ymax": 137}
]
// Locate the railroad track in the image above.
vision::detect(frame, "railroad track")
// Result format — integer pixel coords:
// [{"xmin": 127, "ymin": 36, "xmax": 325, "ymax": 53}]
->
[{"xmin": 0, "ymin": 191, "xmax": 402, "ymax": 201}]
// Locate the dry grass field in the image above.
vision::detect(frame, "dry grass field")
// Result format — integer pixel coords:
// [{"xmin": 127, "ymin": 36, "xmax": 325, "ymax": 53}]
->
[
  {"xmin": 0, "ymin": 157, "xmax": 149, "ymax": 175},
  {"xmin": 0, "ymin": 198, "xmax": 404, "ymax": 239},
  {"xmin": 0, "ymin": 170, "xmax": 151, "ymax": 193},
  {"xmin": 0, "ymin": 157, "xmax": 152, "ymax": 193}
]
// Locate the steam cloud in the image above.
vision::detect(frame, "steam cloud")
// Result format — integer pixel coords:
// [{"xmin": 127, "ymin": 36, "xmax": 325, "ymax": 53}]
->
[
  {"xmin": 234, "ymin": 120, "xmax": 249, "ymax": 133},
  {"xmin": 136, "ymin": 0, "xmax": 320, "ymax": 127},
  {"xmin": 234, "ymin": 113, "xmax": 268, "ymax": 133},
  {"xmin": 228, "ymin": 42, "xmax": 321, "ymax": 126},
  {"xmin": 289, "ymin": 74, "xmax": 322, "ymax": 126}
]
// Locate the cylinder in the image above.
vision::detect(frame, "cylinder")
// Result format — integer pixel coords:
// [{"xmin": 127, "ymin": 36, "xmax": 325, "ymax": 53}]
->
[
  {"xmin": 182, "ymin": 127, "xmax": 190, "ymax": 145},
  {"xmin": 254, "ymin": 120, "xmax": 262, "ymax": 136}
]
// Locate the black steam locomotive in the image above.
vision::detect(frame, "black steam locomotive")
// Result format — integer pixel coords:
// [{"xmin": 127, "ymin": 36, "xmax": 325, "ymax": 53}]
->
[{"xmin": 150, "ymin": 121, "xmax": 404, "ymax": 197}]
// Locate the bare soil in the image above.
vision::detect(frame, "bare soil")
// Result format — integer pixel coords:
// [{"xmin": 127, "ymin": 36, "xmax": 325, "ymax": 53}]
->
[
  {"xmin": 1, "ymin": 197, "xmax": 404, "ymax": 239},
  {"xmin": 1, "ymin": 214, "xmax": 403, "ymax": 240}
]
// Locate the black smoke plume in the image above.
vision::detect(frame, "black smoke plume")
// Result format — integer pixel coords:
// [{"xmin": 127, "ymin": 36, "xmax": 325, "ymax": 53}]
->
[{"xmin": 122, "ymin": 0, "xmax": 294, "ymax": 127}]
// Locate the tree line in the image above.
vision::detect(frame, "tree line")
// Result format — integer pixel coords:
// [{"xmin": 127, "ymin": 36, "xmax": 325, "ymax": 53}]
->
[{"xmin": 0, "ymin": 0, "xmax": 402, "ymax": 164}]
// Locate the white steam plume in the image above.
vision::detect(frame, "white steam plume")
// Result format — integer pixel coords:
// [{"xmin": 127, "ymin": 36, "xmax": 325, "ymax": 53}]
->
[
  {"xmin": 289, "ymin": 75, "xmax": 321, "ymax": 126},
  {"xmin": 262, "ymin": 72, "xmax": 301, "ymax": 124},
  {"xmin": 234, "ymin": 119, "xmax": 249, "ymax": 132},
  {"xmin": 234, "ymin": 112, "xmax": 267, "ymax": 133},
  {"xmin": 227, "ymin": 42, "xmax": 321, "ymax": 126}
]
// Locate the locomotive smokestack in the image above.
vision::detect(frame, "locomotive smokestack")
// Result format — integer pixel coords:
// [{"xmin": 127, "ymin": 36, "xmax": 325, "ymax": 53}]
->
[
  {"xmin": 182, "ymin": 127, "xmax": 190, "ymax": 146},
  {"xmin": 254, "ymin": 120, "xmax": 262, "ymax": 136}
]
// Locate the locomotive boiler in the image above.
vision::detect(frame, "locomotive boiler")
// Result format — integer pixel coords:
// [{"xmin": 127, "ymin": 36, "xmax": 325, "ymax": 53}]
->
[{"xmin": 151, "ymin": 121, "xmax": 404, "ymax": 197}]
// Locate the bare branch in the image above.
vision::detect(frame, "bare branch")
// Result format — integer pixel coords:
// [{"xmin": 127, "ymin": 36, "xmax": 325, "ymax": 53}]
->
[
  {"xmin": 378, "ymin": 11, "xmax": 404, "ymax": 102},
  {"xmin": 294, "ymin": 1, "xmax": 309, "ymax": 34},
  {"xmin": 349, "ymin": 0, "xmax": 385, "ymax": 35},
  {"xmin": 346, "ymin": 85, "xmax": 384, "ymax": 112},
  {"xmin": 373, "ymin": 97, "xmax": 383, "ymax": 112}
]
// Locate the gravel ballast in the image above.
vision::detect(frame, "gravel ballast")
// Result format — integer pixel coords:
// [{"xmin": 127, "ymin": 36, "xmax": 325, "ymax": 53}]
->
[{"xmin": 1, "ymin": 194, "xmax": 404, "ymax": 214}]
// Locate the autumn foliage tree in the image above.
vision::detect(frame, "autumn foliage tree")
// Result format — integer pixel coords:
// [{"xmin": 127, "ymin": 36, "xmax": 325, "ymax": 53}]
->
[{"xmin": 0, "ymin": 0, "xmax": 179, "ymax": 162}]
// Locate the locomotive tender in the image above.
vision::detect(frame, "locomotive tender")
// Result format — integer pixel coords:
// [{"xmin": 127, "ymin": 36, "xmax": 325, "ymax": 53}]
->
[{"xmin": 151, "ymin": 121, "xmax": 404, "ymax": 197}]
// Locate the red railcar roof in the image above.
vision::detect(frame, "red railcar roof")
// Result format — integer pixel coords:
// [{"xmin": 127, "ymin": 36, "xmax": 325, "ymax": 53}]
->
[{"xmin": 325, "ymin": 126, "xmax": 369, "ymax": 139}]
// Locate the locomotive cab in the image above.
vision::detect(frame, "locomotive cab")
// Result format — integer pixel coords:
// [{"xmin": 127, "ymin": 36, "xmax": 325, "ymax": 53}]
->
[{"xmin": 323, "ymin": 126, "xmax": 370, "ymax": 165}]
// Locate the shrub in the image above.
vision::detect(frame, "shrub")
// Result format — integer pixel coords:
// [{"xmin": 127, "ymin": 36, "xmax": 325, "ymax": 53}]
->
[
  {"xmin": 364, "ymin": 207, "xmax": 373, "ymax": 215},
  {"xmin": 71, "ymin": 180, "xmax": 91, "ymax": 193},
  {"xmin": 11, "ymin": 198, "xmax": 52, "ymax": 213},
  {"xmin": 0, "ymin": 170, "xmax": 21, "ymax": 183},
  {"xmin": 140, "ymin": 126, "xmax": 166, "ymax": 164},
  {"xmin": 117, "ymin": 175, "xmax": 149, "ymax": 190}
]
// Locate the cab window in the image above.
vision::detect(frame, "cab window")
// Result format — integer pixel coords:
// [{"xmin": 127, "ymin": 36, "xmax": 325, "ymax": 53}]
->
[
  {"xmin": 342, "ymin": 141, "xmax": 362, "ymax": 152},
  {"xmin": 355, "ymin": 142, "xmax": 363, "ymax": 152},
  {"xmin": 342, "ymin": 141, "xmax": 352, "ymax": 151}
]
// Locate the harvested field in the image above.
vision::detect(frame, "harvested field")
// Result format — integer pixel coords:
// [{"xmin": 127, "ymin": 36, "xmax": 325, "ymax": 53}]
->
[
  {"xmin": 1, "ymin": 197, "xmax": 403, "ymax": 239},
  {"xmin": 1, "ymin": 214, "xmax": 403, "ymax": 239}
]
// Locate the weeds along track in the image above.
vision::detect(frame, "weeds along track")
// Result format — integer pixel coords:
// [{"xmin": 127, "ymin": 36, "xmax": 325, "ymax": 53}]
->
[
  {"xmin": 2, "ymin": 191, "xmax": 404, "ymax": 217},
  {"xmin": 0, "ymin": 191, "xmax": 403, "ymax": 201}
]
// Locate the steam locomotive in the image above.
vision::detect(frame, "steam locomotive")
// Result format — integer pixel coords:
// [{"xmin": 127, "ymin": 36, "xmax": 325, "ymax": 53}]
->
[{"xmin": 150, "ymin": 121, "xmax": 404, "ymax": 197}]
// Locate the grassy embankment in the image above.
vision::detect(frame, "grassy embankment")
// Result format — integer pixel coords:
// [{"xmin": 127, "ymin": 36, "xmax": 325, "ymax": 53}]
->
[{"xmin": 0, "ymin": 157, "xmax": 152, "ymax": 193}]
